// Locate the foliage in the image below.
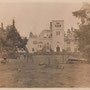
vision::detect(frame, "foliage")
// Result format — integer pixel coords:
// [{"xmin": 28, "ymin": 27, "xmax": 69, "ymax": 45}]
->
[
  {"xmin": 72, "ymin": 3, "xmax": 90, "ymax": 60},
  {"xmin": 0, "ymin": 22, "xmax": 28, "ymax": 58}
]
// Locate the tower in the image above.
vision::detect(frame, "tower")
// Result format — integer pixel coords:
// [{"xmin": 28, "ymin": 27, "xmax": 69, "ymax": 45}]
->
[{"xmin": 51, "ymin": 20, "xmax": 64, "ymax": 52}]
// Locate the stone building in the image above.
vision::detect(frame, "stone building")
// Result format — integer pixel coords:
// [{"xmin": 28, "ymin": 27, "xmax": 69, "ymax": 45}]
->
[
  {"xmin": 27, "ymin": 20, "xmax": 79, "ymax": 54},
  {"xmin": 27, "ymin": 20, "xmax": 65, "ymax": 53}
]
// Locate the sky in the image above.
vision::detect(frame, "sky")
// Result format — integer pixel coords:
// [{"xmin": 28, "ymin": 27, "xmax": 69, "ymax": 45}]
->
[{"xmin": 0, "ymin": 0, "xmax": 89, "ymax": 38}]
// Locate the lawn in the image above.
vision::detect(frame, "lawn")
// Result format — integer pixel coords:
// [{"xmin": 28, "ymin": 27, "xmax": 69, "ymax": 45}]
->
[{"xmin": 0, "ymin": 55, "xmax": 89, "ymax": 88}]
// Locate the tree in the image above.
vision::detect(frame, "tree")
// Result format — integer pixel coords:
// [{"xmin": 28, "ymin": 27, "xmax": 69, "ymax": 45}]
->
[
  {"xmin": 0, "ymin": 19, "xmax": 28, "ymax": 58},
  {"xmin": 72, "ymin": 3, "xmax": 90, "ymax": 61},
  {"xmin": 20, "ymin": 37, "xmax": 28, "ymax": 49}
]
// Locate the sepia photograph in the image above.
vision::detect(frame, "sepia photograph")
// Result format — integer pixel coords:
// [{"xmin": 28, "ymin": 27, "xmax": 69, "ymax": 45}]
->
[{"xmin": 0, "ymin": 0, "xmax": 90, "ymax": 88}]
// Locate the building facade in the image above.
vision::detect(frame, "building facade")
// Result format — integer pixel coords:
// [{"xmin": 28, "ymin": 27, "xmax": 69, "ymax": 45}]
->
[
  {"xmin": 27, "ymin": 20, "xmax": 65, "ymax": 53},
  {"xmin": 27, "ymin": 20, "xmax": 79, "ymax": 54}
]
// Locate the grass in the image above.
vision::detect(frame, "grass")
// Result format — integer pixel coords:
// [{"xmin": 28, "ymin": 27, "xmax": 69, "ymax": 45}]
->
[{"xmin": 0, "ymin": 55, "xmax": 89, "ymax": 88}]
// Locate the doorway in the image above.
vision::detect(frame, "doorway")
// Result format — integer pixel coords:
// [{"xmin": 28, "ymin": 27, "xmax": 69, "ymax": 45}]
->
[{"xmin": 56, "ymin": 46, "xmax": 60, "ymax": 52}]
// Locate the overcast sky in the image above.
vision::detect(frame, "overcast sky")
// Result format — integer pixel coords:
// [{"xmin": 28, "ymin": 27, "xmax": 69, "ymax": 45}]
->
[{"xmin": 0, "ymin": 1, "xmax": 87, "ymax": 37}]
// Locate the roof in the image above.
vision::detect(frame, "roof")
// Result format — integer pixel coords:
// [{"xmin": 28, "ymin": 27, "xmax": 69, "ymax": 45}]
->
[
  {"xmin": 39, "ymin": 29, "xmax": 52, "ymax": 37},
  {"xmin": 40, "ymin": 29, "xmax": 51, "ymax": 34},
  {"xmin": 29, "ymin": 32, "xmax": 37, "ymax": 38}
]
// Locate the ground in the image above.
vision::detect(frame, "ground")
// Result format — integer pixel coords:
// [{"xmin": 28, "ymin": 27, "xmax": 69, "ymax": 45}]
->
[{"xmin": 0, "ymin": 56, "xmax": 90, "ymax": 88}]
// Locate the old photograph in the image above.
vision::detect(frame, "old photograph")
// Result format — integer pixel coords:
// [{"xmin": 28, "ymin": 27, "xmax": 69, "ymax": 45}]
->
[{"xmin": 0, "ymin": 0, "xmax": 90, "ymax": 88}]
